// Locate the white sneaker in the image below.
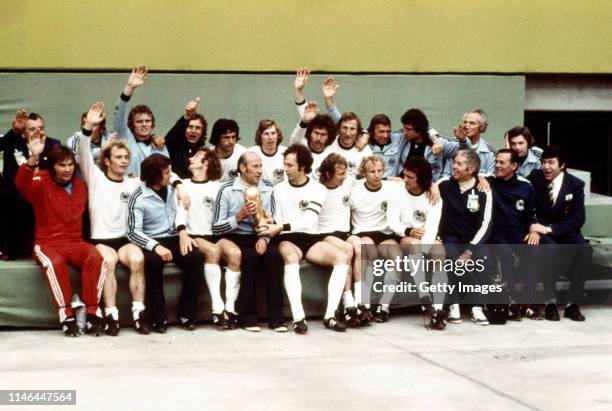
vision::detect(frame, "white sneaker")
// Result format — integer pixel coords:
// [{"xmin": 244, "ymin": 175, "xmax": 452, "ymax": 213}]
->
[
  {"xmin": 448, "ymin": 304, "xmax": 462, "ymax": 324},
  {"xmin": 471, "ymin": 306, "xmax": 489, "ymax": 326}
]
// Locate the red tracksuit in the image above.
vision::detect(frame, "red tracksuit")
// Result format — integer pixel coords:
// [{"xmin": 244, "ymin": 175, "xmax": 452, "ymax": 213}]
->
[{"xmin": 15, "ymin": 164, "xmax": 105, "ymax": 322}]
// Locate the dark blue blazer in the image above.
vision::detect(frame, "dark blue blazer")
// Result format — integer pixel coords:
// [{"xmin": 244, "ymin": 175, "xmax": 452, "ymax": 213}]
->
[{"xmin": 528, "ymin": 169, "xmax": 585, "ymax": 239}]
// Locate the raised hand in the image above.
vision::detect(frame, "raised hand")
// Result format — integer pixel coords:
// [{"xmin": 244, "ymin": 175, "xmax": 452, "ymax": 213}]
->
[
  {"xmin": 26, "ymin": 134, "xmax": 44, "ymax": 167},
  {"xmin": 184, "ymin": 97, "xmax": 201, "ymax": 120},
  {"xmin": 294, "ymin": 67, "xmax": 311, "ymax": 103},
  {"xmin": 12, "ymin": 109, "xmax": 29, "ymax": 134},
  {"xmin": 322, "ymin": 76, "xmax": 339, "ymax": 107},
  {"xmin": 84, "ymin": 101, "xmax": 106, "ymax": 127},
  {"xmin": 302, "ymin": 101, "xmax": 319, "ymax": 124},
  {"xmin": 453, "ymin": 124, "xmax": 467, "ymax": 141},
  {"xmin": 151, "ymin": 135, "xmax": 166, "ymax": 149},
  {"xmin": 124, "ymin": 66, "xmax": 148, "ymax": 96}
]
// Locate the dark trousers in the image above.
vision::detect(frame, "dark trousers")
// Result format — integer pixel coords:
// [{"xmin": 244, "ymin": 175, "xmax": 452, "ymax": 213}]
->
[
  {"xmin": 227, "ymin": 234, "xmax": 284, "ymax": 327},
  {"xmin": 442, "ymin": 236, "xmax": 491, "ymax": 306},
  {"xmin": 539, "ymin": 234, "xmax": 591, "ymax": 304},
  {"xmin": 142, "ymin": 236, "xmax": 204, "ymax": 323},
  {"xmin": 488, "ymin": 233, "xmax": 541, "ymax": 304},
  {"xmin": 0, "ymin": 189, "xmax": 34, "ymax": 258}
]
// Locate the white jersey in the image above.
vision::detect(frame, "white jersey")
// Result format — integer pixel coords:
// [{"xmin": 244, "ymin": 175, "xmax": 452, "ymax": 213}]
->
[
  {"xmin": 77, "ymin": 132, "xmax": 140, "ymax": 239},
  {"xmin": 248, "ymin": 144, "xmax": 287, "ymax": 185},
  {"xmin": 319, "ymin": 180, "xmax": 352, "ymax": 234},
  {"xmin": 350, "ymin": 180, "xmax": 401, "ymax": 235},
  {"xmin": 175, "ymin": 179, "xmax": 222, "ymax": 236},
  {"xmin": 214, "ymin": 143, "xmax": 247, "ymax": 182},
  {"xmin": 329, "ymin": 139, "xmax": 372, "ymax": 184},
  {"xmin": 387, "ymin": 188, "xmax": 442, "ymax": 251},
  {"xmin": 273, "ymin": 177, "xmax": 327, "ymax": 234}
]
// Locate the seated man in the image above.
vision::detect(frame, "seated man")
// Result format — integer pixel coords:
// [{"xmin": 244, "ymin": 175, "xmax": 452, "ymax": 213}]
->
[
  {"xmin": 127, "ymin": 154, "xmax": 204, "ymax": 333},
  {"xmin": 528, "ymin": 145, "xmax": 591, "ymax": 322},
  {"xmin": 211, "ymin": 151, "xmax": 285, "ymax": 332},
  {"xmin": 505, "ymin": 126, "xmax": 542, "ymax": 178},
  {"xmin": 388, "ymin": 157, "xmax": 447, "ymax": 330},
  {"xmin": 248, "ymin": 119, "xmax": 287, "ymax": 185},
  {"xmin": 164, "ymin": 97, "xmax": 208, "ymax": 178},
  {"xmin": 349, "ymin": 155, "xmax": 404, "ymax": 322},
  {"xmin": 16, "ymin": 142, "xmax": 105, "ymax": 337},
  {"xmin": 260, "ymin": 144, "xmax": 350, "ymax": 333},
  {"xmin": 487, "ymin": 149, "xmax": 543, "ymax": 321},
  {"xmin": 437, "ymin": 149, "xmax": 493, "ymax": 326},
  {"xmin": 210, "ymin": 119, "xmax": 247, "ymax": 182},
  {"xmin": 77, "ymin": 102, "xmax": 149, "ymax": 335},
  {"xmin": 175, "ymin": 147, "xmax": 242, "ymax": 330}
]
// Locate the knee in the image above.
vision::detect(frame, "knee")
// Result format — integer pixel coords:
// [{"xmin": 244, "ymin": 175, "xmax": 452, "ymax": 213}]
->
[
  {"xmin": 204, "ymin": 244, "xmax": 221, "ymax": 262},
  {"xmin": 226, "ymin": 246, "xmax": 242, "ymax": 267},
  {"xmin": 284, "ymin": 252, "xmax": 300, "ymax": 265},
  {"xmin": 333, "ymin": 251, "xmax": 350, "ymax": 265}
]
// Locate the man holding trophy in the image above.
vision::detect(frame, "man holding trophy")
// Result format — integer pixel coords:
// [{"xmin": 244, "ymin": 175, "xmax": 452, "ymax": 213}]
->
[{"xmin": 212, "ymin": 151, "xmax": 286, "ymax": 332}]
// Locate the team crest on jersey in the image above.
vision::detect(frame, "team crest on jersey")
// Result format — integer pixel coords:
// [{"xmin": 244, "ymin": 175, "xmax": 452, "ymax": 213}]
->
[
  {"xmin": 120, "ymin": 191, "xmax": 130, "ymax": 203},
  {"xmin": 389, "ymin": 157, "xmax": 396, "ymax": 166},
  {"xmin": 342, "ymin": 195, "xmax": 350, "ymax": 206},
  {"xmin": 299, "ymin": 200, "xmax": 310, "ymax": 211},
  {"xmin": 204, "ymin": 196, "xmax": 214, "ymax": 208},
  {"xmin": 229, "ymin": 169, "xmax": 239, "ymax": 178},
  {"xmin": 381, "ymin": 201, "xmax": 387, "ymax": 212},
  {"xmin": 273, "ymin": 168, "xmax": 284, "ymax": 182},
  {"xmin": 516, "ymin": 199, "xmax": 525, "ymax": 211},
  {"xmin": 348, "ymin": 161, "xmax": 356, "ymax": 170},
  {"xmin": 413, "ymin": 210, "xmax": 426, "ymax": 223},
  {"xmin": 313, "ymin": 167, "xmax": 321, "ymax": 179}
]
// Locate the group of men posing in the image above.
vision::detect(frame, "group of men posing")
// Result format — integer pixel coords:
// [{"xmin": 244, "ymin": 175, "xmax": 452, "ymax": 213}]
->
[{"xmin": 0, "ymin": 67, "xmax": 591, "ymax": 337}]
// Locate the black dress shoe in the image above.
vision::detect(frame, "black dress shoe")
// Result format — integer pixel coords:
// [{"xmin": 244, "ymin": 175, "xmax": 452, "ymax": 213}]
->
[
  {"xmin": 545, "ymin": 304, "xmax": 560, "ymax": 321},
  {"xmin": 564, "ymin": 304, "xmax": 585, "ymax": 321}
]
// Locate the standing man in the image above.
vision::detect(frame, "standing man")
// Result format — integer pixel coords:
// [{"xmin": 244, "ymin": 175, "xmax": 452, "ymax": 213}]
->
[
  {"xmin": 1, "ymin": 110, "xmax": 60, "ymax": 260},
  {"xmin": 165, "ymin": 97, "xmax": 208, "ymax": 178},
  {"xmin": 437, "ymin": 149, "xmax": 493, "ymax": 326},
  {"xmin": 78, "ymin": 102, "xmax": 149, "ymax": 335},
  {"xmin": 487, "ymin": 149, "xmax": 543, "ymax": 321},
  {"xmin": 210, "ymin": 119, "xmax": 247, "ymax": 182},
  {"xmin": 451, "ymin": 109, "xmax": 496, "ymax": 176},
  {"xmin": 528, "ymin": 145, "xmax": 591, "ymax": 322},
  {"xmin": 259, "ymin": 144, "xmax": 350, "ymax": 333},
  {"xmin": 211, "ymin": 151, "xmax": 285, "ymax": 332},
  {"xmin": 67, "ymin": 110, "xmax": 111, "ymax": 170},
  {"xmin": 127, "ymin": 154, "xmax": 204, "ymax": 333},
  {"xmin": 113, "ymin": 66, "xmax": 169, "ymax": 176},
  {"xmin": 505, "ymin": 126, "xmax": 542, "ymax": 178},
  {"xmin": 327, "ymin": 112, "xmax": 373, "ymax": 184},
  {"xmin": 248, "ymin": 119, "xmax": 287, "ymax": 185},
  {"xmin": 16, "ymin": 142, "xmax": 105, "ymax": 337}
]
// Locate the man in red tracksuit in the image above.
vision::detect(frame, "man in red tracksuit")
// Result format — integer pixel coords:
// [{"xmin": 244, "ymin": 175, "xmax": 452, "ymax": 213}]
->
[{"xmin": 15, "ymin": 138, "xmax": 106, "ymax": 337}]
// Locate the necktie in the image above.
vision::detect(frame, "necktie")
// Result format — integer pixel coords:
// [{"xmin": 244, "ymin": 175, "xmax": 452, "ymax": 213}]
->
[{"xmin": 548, "ymin": 182, "xmax": 555, "ymax": 205}]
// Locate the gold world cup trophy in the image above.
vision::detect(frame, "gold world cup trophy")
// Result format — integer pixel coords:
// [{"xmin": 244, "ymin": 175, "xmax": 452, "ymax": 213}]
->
[{"xmin": 244, "ymin": 186, "xmax": 269, "ymax": 233}]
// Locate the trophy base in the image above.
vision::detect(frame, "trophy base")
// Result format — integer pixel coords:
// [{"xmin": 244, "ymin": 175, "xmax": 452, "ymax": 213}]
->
[{"xmin": 255, "ymin": 225, "xmax": 269, "ymax": 234}]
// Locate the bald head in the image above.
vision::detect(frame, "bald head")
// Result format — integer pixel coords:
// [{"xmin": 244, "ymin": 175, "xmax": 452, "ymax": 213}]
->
[{"xmin": 238, "ymin": 151, "xmax": 263, "ymax": 185}]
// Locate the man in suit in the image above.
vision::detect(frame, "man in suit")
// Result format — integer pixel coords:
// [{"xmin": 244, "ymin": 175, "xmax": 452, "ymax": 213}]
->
[{"xmin": 528, "ymin": 145, "xmax": 591, "ymax": 321}]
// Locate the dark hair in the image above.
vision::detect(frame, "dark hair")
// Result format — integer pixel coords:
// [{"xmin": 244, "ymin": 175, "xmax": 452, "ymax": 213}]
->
[
  {"xmin": 507, "ymin": 126, "xmax": 535, "ymax": 148},
  {"xmin": 28, "ymin": 113, "xmax": 44, "ymax": 122},
  {"xmin": 127, "ymin": 105, "xmax": 155, "ymax": 133},
  {"xmin": 496, "ymin": 148, "xmax": 519, "ymax": 165},
  {"xmin": 400, "ymin": 108, "xmax": 430, "ymax": 138},
  {"xmin": 187, "ymin": 113, "xmax": 208, "ymax": 145},
  {"xmin": 319, "ymin": 153, "xmax": 348, "ymax": 185},
  {"xmin": 367, "ymin": 114, "xmax": 391, "ymax": 134},
  {"xmin": 284, "ymin": 143, "xmax": 314, "ymax": 174},
  {"xmin": 255, "ymin": 119, "xmax": 283, "ymax": 146},
  {"xmin": 305, "ymin": 114, "xmax": 336, "ymax": 149},
  {"xmin": 210, "ymin": 119, "xmax": 240, "ymax": 146},
  {"xmin": 542, "ymin": 145, "xmax": 568, "ymax": 169},
  {"xmin": 338, "ymin": 112, "xmax": 363, "ymax": 135},
  {"xmin": 81, "ymin": 111, "xmax": 107, "ymax": 135},
  {"xmin": 47, "ymin": 145, "xmax": 75, "ymax": 179},
  {"xmin": 404, "ymin": 156, "xmax": 433, "ymax": 191},
  {"xmin": 190, "ymin": 147, "xmax": 222, "ymax": 181},
  {"xmin": 140, "ymin": 153, "xmax": 171, "ymax": 186}
]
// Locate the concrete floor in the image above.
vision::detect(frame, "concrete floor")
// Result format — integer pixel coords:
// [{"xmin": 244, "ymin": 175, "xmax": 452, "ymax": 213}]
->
[{"xmin": 1, "ymin": 306, "xmax": 612, "ymax": 411}]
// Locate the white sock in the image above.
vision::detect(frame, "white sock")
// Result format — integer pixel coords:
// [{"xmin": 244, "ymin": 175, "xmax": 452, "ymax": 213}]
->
[
  {"xmin": 325, "ymin": 265, "xmax": 349, "ymax": 319},
  {"xmin": 409, "ymin": 254, "xmax": 427, "ymax": 300},
  {"xmin": 381, "ymin": 304, "xmax": 390, "ymax": 312},
  {"xmin": 224, "ymin": 269, "xmax": 241, "ymax": 314},
  {"xmin": 132, "ymin": 301, "xmax": 145, "ymax": 321},
  {"xmin": 363, "ymin": 264, "xmax": 375, "ymax": 308},
  {"xmin": 105, "ymin": 306, "xmax": 119, "ymax": 321},
  {"xmin": 284, "ymin": 264, "xmax": 305, "ymax": 321},
  {"xmin": 379, "ymin": 270, "xmax": 399, "ymax": 306},
  {"xmin": 433, "ymin": 303, "xmax": 443, "ymax": 311},
  {"xmin": 431, "ymin": 269, "xmax": 448, "ymax": 306},
  {"xmin": 204, "ymin": 264, "xmax": 224, "ymax": 314},
  {"xmin": 342, "ymin": 291, "xmax": 356, "ymax": 309},
  {"xmin": 354, "ymin": 281, "xmax": 362, "ymax": 305}
]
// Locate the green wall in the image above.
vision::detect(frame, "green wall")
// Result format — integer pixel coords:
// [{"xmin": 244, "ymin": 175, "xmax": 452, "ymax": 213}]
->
[
  {"xmin": 1, "ymin": 0, "xmax": 611, "ymax": 73},
  {"xmin": 0, "ymin": 73, "xmax": 524, "ymax": 149}
]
